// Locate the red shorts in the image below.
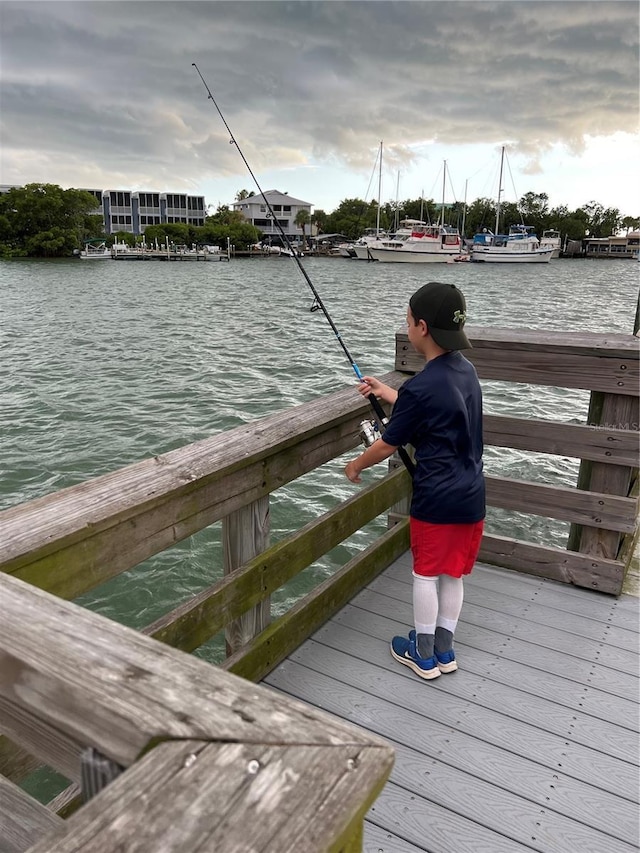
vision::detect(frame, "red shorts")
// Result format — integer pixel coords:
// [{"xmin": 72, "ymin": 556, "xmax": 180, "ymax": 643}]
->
[{"xmin": 410, "ymin": 518, "xmax": 484, "ymax": 578}]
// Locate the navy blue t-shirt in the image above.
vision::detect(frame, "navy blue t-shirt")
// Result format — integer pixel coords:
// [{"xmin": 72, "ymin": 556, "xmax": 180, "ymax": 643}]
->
[{"xmin": 382, "ymin": 351, "xmax": 485, "ymax": 524}]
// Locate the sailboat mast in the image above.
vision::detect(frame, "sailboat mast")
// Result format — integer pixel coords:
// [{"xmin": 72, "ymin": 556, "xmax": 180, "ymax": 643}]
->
[
  {"xmin": 441, "ymin": 161, "xmax": 447, "ymax": 227},
  {"xmin": 495, "ymin": 146, "xmax": 505, "ymax": 234},
  {"xmin": 375, "ymin": 140, "xmax": 382, "ymax": 235},
  {"xmin": 461, "ymin": 178, "xmax": 468, "ymax": 252},
  {"xmin": 394, "ymin": 171, "xmax": 400, "ymax": 232}
]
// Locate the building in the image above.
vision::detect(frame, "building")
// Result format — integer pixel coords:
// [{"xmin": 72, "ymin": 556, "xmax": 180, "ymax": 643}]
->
[
  {"xmin": 81, "ymin": 189, "xmax": 206, "ymax": 235},
  {"xmin": 583, "ymin": 232, "xmax": 640, "ymax": 259},
  {"xmin": 231, "ymin": 190, "xmax": 313, "ymax": 244}
]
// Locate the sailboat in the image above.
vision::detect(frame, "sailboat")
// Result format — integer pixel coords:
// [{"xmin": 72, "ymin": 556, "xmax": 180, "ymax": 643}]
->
[
  {"xmin": 367, "ymin": 161, "xmax": 462, "ymax": 263},
  {"xmin": 352, "ymin": 141, "xmax": 389, "ymax": 260},
  {"xmin": 471, "ymin": 147, "xmax": 553, "ymax": 264}
]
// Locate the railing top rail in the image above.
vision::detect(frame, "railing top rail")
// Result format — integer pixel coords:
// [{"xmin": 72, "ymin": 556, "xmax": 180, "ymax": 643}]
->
[{"xmin": 443, "ymin": 327, "xmax": 640, "ymax": 358}]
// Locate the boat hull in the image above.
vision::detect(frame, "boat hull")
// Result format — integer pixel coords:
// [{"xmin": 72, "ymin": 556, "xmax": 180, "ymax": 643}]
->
[
  {"xmin": 471, "ymin": 247, "xmax": 553, "ymax": 263},
  {"xmin": 367, "ymin": 247, "xmax": 459, "ymax": 263},
  {"xmin": 352, "ymin": 244, "xmax": 378, "ymax": 260}
]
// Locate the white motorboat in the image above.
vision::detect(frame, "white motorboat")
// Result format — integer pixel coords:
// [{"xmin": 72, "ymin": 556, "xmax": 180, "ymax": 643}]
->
[
  {"xmin": 540, "ymin": 229, "xmax": 562, "ymax": 259},
  {"xmin": 367, "ymin": 161, "xmax": 463, "ymax": 263},
  {"xmin": 367, "ymin": 224, "xmax": 462, "ymax": 263},
  {"xmin": 351, "ymin": 227, "xmax": 392, "ymax": 260}
]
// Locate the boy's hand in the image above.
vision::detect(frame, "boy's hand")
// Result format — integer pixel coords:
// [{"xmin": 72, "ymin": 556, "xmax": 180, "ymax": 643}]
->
[{"xmin": 344, "ymin": 460, "xmax": 362, "ymax": 483}]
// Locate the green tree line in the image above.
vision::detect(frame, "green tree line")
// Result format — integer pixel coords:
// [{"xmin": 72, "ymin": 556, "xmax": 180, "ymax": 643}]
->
[{"xmin": 1, "ymin": 183, "xmax": 638, "ymax": 258}]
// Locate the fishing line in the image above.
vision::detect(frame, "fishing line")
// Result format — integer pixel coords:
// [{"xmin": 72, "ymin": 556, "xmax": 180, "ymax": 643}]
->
[{"xmin": 192, "ymin": 63, "xmax": 415, "ymax": 476}]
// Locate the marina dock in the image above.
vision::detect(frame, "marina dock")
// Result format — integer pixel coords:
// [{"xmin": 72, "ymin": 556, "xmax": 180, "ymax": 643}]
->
[{"xmin": 0, "ymin": 325, "xmax": 638, "ymax": 852}]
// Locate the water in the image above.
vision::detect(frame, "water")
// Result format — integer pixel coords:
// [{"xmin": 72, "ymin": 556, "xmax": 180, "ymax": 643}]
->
[{"xmin": 2, "ymin": 255, "xmax": 638, "ymax": 801}]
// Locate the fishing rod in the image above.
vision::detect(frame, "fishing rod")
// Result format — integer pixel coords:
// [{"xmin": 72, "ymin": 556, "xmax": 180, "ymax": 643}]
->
[{"xmin": 192, "ymin": 63, "xmax": 415, "ymax": 476}]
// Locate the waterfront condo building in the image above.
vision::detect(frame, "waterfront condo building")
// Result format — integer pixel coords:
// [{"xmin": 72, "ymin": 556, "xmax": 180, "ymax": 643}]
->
[{"xmin": 81, "ymin": 189, "xmax": 206, "ymax": 235}]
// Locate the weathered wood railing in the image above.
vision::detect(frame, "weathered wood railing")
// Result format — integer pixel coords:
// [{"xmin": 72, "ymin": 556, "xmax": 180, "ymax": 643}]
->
[
  {"xmin": 0, "ymin": 326, "xmax": 638, "ymax": 850},
  {"xmin": 0, "ymin": 571, "xmax": 394, "ymax": 852}
]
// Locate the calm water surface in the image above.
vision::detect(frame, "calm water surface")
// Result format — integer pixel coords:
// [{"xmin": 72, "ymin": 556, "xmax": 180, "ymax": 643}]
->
[{"xmin": 2, "ymin": 256, "xmax": 639, "ymax": 633}]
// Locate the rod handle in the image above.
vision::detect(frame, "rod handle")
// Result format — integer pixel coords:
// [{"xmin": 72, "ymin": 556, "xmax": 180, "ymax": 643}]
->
[{"xmin": 366, "ymin": 394, "xmax": 416, "ymax": 477}]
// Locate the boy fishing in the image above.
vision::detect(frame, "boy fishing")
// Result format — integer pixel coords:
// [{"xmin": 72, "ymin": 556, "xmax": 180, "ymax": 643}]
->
[{"xmin": 344, "ymin": 281, "xmax": 485, "ymax": 680}]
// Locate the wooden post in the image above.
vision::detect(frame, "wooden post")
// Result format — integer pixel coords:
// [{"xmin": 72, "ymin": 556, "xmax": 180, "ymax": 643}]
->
[
  {"xmin": 223, "ymin": 496, "xmax": 271, "ymax": 654},
  {"xmin": 568, "ymin": 392, "xmax": 639, "ymax": 567}
]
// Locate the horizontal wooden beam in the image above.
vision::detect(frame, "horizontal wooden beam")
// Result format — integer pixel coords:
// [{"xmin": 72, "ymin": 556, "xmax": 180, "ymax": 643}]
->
[
  {"xmin": 146, "ymin": 469, "xmax": 410, "ymax": 652},
  {"xmin": 396, "ymin": 328, "xmax": 639, "ymax": 395},
  {"xmin": 0, "ymin": 386, "xmax": 387, "ymax": 599},
  {"xmin": 486, "ymin": 474, "xmax": 637, "ymax": 532},
  {"xmin": 484, "ymin": 414, "xmax": 639, "ymax": 467},
  {"xmin": 27, "ymin": 739, "xmax": 393, "ymax": 853},
  {"xmin": 478, "ymin": 533, "xmax": 625, "ymax": 594}
]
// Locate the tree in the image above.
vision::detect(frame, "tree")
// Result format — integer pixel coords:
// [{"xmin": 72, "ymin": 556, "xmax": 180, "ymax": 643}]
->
[
  {"xmin": 235, "ymin": 189, "xmax": 254, "ymax": 201},
  {"xmin": 312, "ymin": 209, "xmax": 327, "ymax": 234},
  {"xmin": 294, "ymin": 209, "xmax": 310, "ymax": 248},
  {"xmin": 202, "ymin": 204, "xmax": 260, "ymax": 250},
  {"xmin": 621, "ymin": 216, "xmax": 640, "ymax": 233},
  {"xmin": 324, "ymin": 198, "xmax": 381, "ymax": 239},
  {"xmin": 0, "ymin": 183, "xmax": 101, "ymax": 257},
  {"xmin": 580, "ymin": 201, "xmax": 621, "ymax": 237}
]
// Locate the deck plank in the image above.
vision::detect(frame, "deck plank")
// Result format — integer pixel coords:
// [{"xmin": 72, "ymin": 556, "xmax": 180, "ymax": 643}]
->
[{"xmin": 263, "ymin": 561, "xmax": 640, "ymax": 853}]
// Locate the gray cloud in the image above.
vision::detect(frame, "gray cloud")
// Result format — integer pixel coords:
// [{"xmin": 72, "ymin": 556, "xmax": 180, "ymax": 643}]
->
[{"xmin": 1, "ymin": 1, "xmax": 637, "ymax": 195}]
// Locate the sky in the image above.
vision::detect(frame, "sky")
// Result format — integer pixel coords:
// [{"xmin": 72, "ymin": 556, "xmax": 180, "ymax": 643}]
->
[{"xmin": 1, "ymin": 1, "xmax": 639, "ymax": 217}]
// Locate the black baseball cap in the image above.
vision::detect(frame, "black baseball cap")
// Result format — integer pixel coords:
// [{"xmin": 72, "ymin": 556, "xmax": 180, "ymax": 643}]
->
[{"xmin": 409, "ymin": 281, "xmax": 471, "ymax": 350}]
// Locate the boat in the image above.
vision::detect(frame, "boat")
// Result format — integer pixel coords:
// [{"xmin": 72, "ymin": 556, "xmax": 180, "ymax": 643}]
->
[
  {"xmin": 367, "ymin": 223, "xmax": 462, "ymax": 263},
  {"xmin": 78, "ymin": 241, "xmax": 113, "ymax": 260},
  {"xmin": 335, "ymin": 243, "xmax": 357, "ymax": 258},
  {"xmin": 367, "ymin": 162, "xmax": 463, "ymax": 263},
  {"xmin": 540, "ymin": 229, "xmax": 561, "ymax": 259},
  {"xmin": 470, "ymin": 148, "xmax": 553, "ymax": 264},
  {"xmin": 351, "ymin": 228, "xmax": 390, "ymax": 260},
  {"xmin": 471, "ymin": 225, "xmax": 554, "ymax": 264}
]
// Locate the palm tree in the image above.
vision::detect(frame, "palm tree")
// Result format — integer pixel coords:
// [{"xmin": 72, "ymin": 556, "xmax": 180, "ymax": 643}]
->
[{"xmin": 294, "ymin": 209, "xmax": 311, "ymax": 249}]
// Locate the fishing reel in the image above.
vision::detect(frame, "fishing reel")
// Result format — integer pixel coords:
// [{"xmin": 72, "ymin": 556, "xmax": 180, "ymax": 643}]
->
[{"xmin": 359, "ymin": 419, "xmax": 381, "ymax": 447}]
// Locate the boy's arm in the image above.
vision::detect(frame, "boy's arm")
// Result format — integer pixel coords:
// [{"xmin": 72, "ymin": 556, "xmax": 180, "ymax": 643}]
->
[{"xmin": 344, "ymin": 438, "xmax": 398, "ymax": 483}]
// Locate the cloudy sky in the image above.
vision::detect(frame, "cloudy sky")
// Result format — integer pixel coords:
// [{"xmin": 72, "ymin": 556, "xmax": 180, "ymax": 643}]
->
[{"xmin": 1, "ymin": 1, "xmax": 638, "ymax": 216}]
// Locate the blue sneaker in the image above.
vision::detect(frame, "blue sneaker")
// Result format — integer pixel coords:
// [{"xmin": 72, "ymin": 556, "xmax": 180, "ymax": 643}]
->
[
  {"xmin": 435, "ymin": 648, "xmax": 458, "ymax": 674},
  {"xmin": 390, "ymin": 634, "xmax": 441, "ymax": 680},
  {"xmin": 408, "ymin": 630, "xmax": 458, "ymax": 673}
]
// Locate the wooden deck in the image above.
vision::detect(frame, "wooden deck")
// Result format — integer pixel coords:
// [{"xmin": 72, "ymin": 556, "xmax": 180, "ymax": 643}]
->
[{"xmin": 263, "ymin": 558, "xmax": 640, "ymax": 853}]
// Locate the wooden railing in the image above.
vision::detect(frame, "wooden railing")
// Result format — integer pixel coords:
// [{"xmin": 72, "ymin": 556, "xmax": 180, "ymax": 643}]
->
[
  {"xmin": 0, "ymin": 325, "xmax": 638, "ymax": 851},
  {"xmin": 0, "ymin": 572, "xmax": 394, "ymax": 852},
  {"xmin": 396, "ymin": 326, "xmax": 639, "ymax": 591}
]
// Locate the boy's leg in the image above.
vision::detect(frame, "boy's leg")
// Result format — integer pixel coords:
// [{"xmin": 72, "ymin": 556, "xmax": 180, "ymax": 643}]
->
[
  {"xmin": 435, "ymin": 574, "xmax": 464, "ymax": 670},
  {"xmin": 413, "ymin": 573, "xmax": 438, "ymax": 660}
]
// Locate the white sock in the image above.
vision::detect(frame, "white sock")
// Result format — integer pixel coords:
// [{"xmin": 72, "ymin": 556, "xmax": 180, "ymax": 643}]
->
[
  {"xmin": 412, "ymin": 573, "xmax": 438, "ymax": 635},
  {"xmin": 436, "ymin": 574, "xmax": 464, "ymax": 633}
]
